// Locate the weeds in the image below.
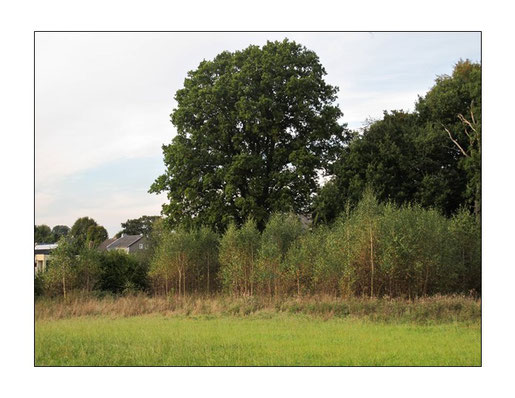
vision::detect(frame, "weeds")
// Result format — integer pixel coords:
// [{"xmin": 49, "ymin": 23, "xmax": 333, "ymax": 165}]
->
[{"xmin": 35, "ymin": 292, "xmax": 480, "ymax": 324}]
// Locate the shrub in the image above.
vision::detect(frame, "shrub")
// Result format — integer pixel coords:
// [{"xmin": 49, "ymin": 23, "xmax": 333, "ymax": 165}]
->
[{"xmin": 98, "ymin": 250, "xmax": 141, "ymax": 294}]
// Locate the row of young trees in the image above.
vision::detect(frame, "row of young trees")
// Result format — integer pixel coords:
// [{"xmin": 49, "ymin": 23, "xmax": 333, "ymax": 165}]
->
[
  {"xmin": 37, "ymin": 190, "xmax": 479, "ymax": 299},
  {"xmin": 147, "ymin": 190, "xmax": 480, "ymax": 299}
]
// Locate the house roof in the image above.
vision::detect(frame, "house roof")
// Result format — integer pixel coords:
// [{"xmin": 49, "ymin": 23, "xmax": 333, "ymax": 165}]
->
[
  {"xmin": 106, "ymin": 234, "xmax": 143, "ymax": 249},
  {"xmin": 35, "ymin": 243, "xmax": 58, "ymax": 255},
  {"xmin": 35, "ymin": 243, "xmax": 58, "ymax": 250},
  {"xmin": 98, "ymin": 237, "xmax": 117, "ymax": 251}
]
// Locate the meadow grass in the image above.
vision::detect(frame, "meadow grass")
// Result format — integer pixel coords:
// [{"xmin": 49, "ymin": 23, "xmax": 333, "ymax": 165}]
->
[{"xmin": 35, "ymin": 313, "xmax": 480, "ymax": 366}]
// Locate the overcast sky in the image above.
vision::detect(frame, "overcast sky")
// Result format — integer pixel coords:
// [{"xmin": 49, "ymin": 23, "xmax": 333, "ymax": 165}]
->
[{"xmin": 35, "ymin": 32, "xmax": 481, "ymax": 237}]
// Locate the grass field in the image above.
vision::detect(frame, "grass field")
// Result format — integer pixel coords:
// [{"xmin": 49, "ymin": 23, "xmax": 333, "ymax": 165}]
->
[{"xmin": 35, "ymin": 313, "xmax": 480, "ymax": 366}]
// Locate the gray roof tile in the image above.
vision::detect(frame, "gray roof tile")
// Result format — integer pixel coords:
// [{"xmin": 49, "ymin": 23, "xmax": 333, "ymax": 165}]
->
[{"xmin": 107, "ymin": 235, "xmax": 143, "ymax": 249}]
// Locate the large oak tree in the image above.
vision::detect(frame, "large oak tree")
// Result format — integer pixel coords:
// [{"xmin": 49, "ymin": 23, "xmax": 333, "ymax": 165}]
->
[{"xmin": 150, "ymin": 39, "xmax": 347, "ymax": 231}]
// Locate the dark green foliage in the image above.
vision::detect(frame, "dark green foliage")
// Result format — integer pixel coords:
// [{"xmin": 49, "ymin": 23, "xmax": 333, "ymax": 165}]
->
[
  {"xmin": 36, "ymin": 58, "xmax": 482, "ymax": 300},
  {"xmin": 34, "ymin": 272, "xmax": 45, "ymax": 298},
  {"xmin": 97, "ymin": 250, "xmax": 141, "ymax": 294},
  {"xmin": 35, "ymin": 225, "xmax": 54, "ymax": 243},
  {"xmin": 38, "ymin": 242, "xmax": 149, "ymax": 296},
  {"xmin": 51, "ymin": 225, "xmax": 70, "ymax": 241},
  {"xmin": 86, "ymin": 225, "xmax": 108, "ymax": 249},
  {"xmin": 70, "ymin": 217, "xmax": 107, "ymax": 252},
  {"xmin": 448, "ymin": 208, "xmax": 481, "ymax": 294},
  {"xmin": 35, "ymin": 224, "xmax": 70, "ymax": 244},
  {"xmin": 416, "ymin": 60, "xmax": 481, "ymax": 216},
  {"xmin": 315, "ymin": 60, "xmax": 481, "ymax": 222},
  {"xmin": 150, "ymin": 39, "xmax": 347, "ymax": 232},
  {"xmin": 116, "ymin": 215, "xmax": 160, "ymax": 238}
]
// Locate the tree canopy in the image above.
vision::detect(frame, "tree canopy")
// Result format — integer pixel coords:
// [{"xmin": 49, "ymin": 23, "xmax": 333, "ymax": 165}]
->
[
  {"xmin": 70, "ymin": 217, "xmax": 107, "ymax": 251},
  {"xmin": 35, "ymin": 225, "xmax": 54, "ymax": 243},
  {"xmin": 52, "ymin": 225, "xmax": 70, "ymax": 241},
  {"xmin": 35, "ymin": 224, "xmax": 70, "ymax": 244},
  {"xmin": 116, "ymin": 215, "xmax": 160, "ymax": 238},
  {"xmin": 314, "ymin": 60, "xmax": 481, "ymax": 223},
  {"xmin": 150, "ymin": 39, "xmax": 347, "ymax": 232}
]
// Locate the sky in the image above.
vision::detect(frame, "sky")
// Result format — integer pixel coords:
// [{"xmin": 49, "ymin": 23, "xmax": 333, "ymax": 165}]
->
[{"xmin": 35, "ymin": 32, "xmax": 481, "ymax": 237}]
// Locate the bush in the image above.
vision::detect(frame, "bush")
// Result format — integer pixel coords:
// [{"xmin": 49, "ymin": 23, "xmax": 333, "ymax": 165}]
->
[
  {"xmin": 34, "ymin": 273, "xmax": 45, "ymax": 298},
  {"xmin": 98, "ymin": 250, "xmax": 141, "ymax": 294}
]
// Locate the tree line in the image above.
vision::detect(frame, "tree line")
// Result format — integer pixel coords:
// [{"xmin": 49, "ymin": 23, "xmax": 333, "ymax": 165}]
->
[
  {"xmin": 148, "ymin": 190, "xmax": 480, "ymax": 299},
  {"xmin": 36, "ymin": 40, "xmax": 481, "ymax": 299},
  {"xmin": 35, "ymin": 215, "xmax": 160, "ymax": 247},
  {"xmin": 35, "ymin": 217, "xmax": 108, "ymax": 249},
  {"xmin": 150, "ymin": 40, "xmax": 480, "ymax": 233},
  {"xmin": 36, "ymin": 190, "xmax": 479, "ymax": 299}
]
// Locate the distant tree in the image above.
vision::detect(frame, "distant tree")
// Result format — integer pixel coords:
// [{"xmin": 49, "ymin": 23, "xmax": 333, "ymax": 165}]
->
[
  {"xmin": 117, "ymin": 215, "xmax": 160, "ymax": 237},
  {"xmin": 86, "ymin": 225, "xmax": 108, "ymax": 249},
  {"xmin": 35, "ymin": 224, "xmax": 54, "ymax": 243},
  {"xmin": 51, "ymin": 225, "xmax": 70, "ymax": 241},
  {"xmin": 70, "ymin": 217, "xmax": 106, "ymax": 251},
  {"xmin": 150, "ymin": 39, "xmax": 347, "ymax": 232}
]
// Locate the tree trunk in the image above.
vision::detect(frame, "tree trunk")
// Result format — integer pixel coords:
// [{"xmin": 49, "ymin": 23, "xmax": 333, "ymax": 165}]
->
[
  {"xmin": 178, "ymin": 270, "xmax": 182, "ymax": 297},
  {"xmin": 370, "ymin": 225, "xmax": 374, "ymax": 298},
  {"xmin": 423, "ymin": 265, "xmax": 429, "ymax": 297},
  {"xmin": 250, "ymin": 248, "xmax": 254, "ymax": 296},
  {"xmin": 474, "ymin": 182, "xmax": 480, "ymax": 221},
  {"xmin": 183, "ymin": 268, "xmax": 186, "ymax": 296},
  {"xmin": 207, "ymin": 254, "xmax": 210, "ymax": 295}
]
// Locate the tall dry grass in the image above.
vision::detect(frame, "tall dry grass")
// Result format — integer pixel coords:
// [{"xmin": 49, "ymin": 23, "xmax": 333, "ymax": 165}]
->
[{"xmin": 35, "ymin": 291, "xmax": 480, "ymax": 324}]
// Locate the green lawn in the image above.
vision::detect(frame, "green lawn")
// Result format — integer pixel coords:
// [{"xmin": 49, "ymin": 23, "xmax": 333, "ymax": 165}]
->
[{"xmin": 35, "ymin": 314, "xmax": 480, "ymax": 366}]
